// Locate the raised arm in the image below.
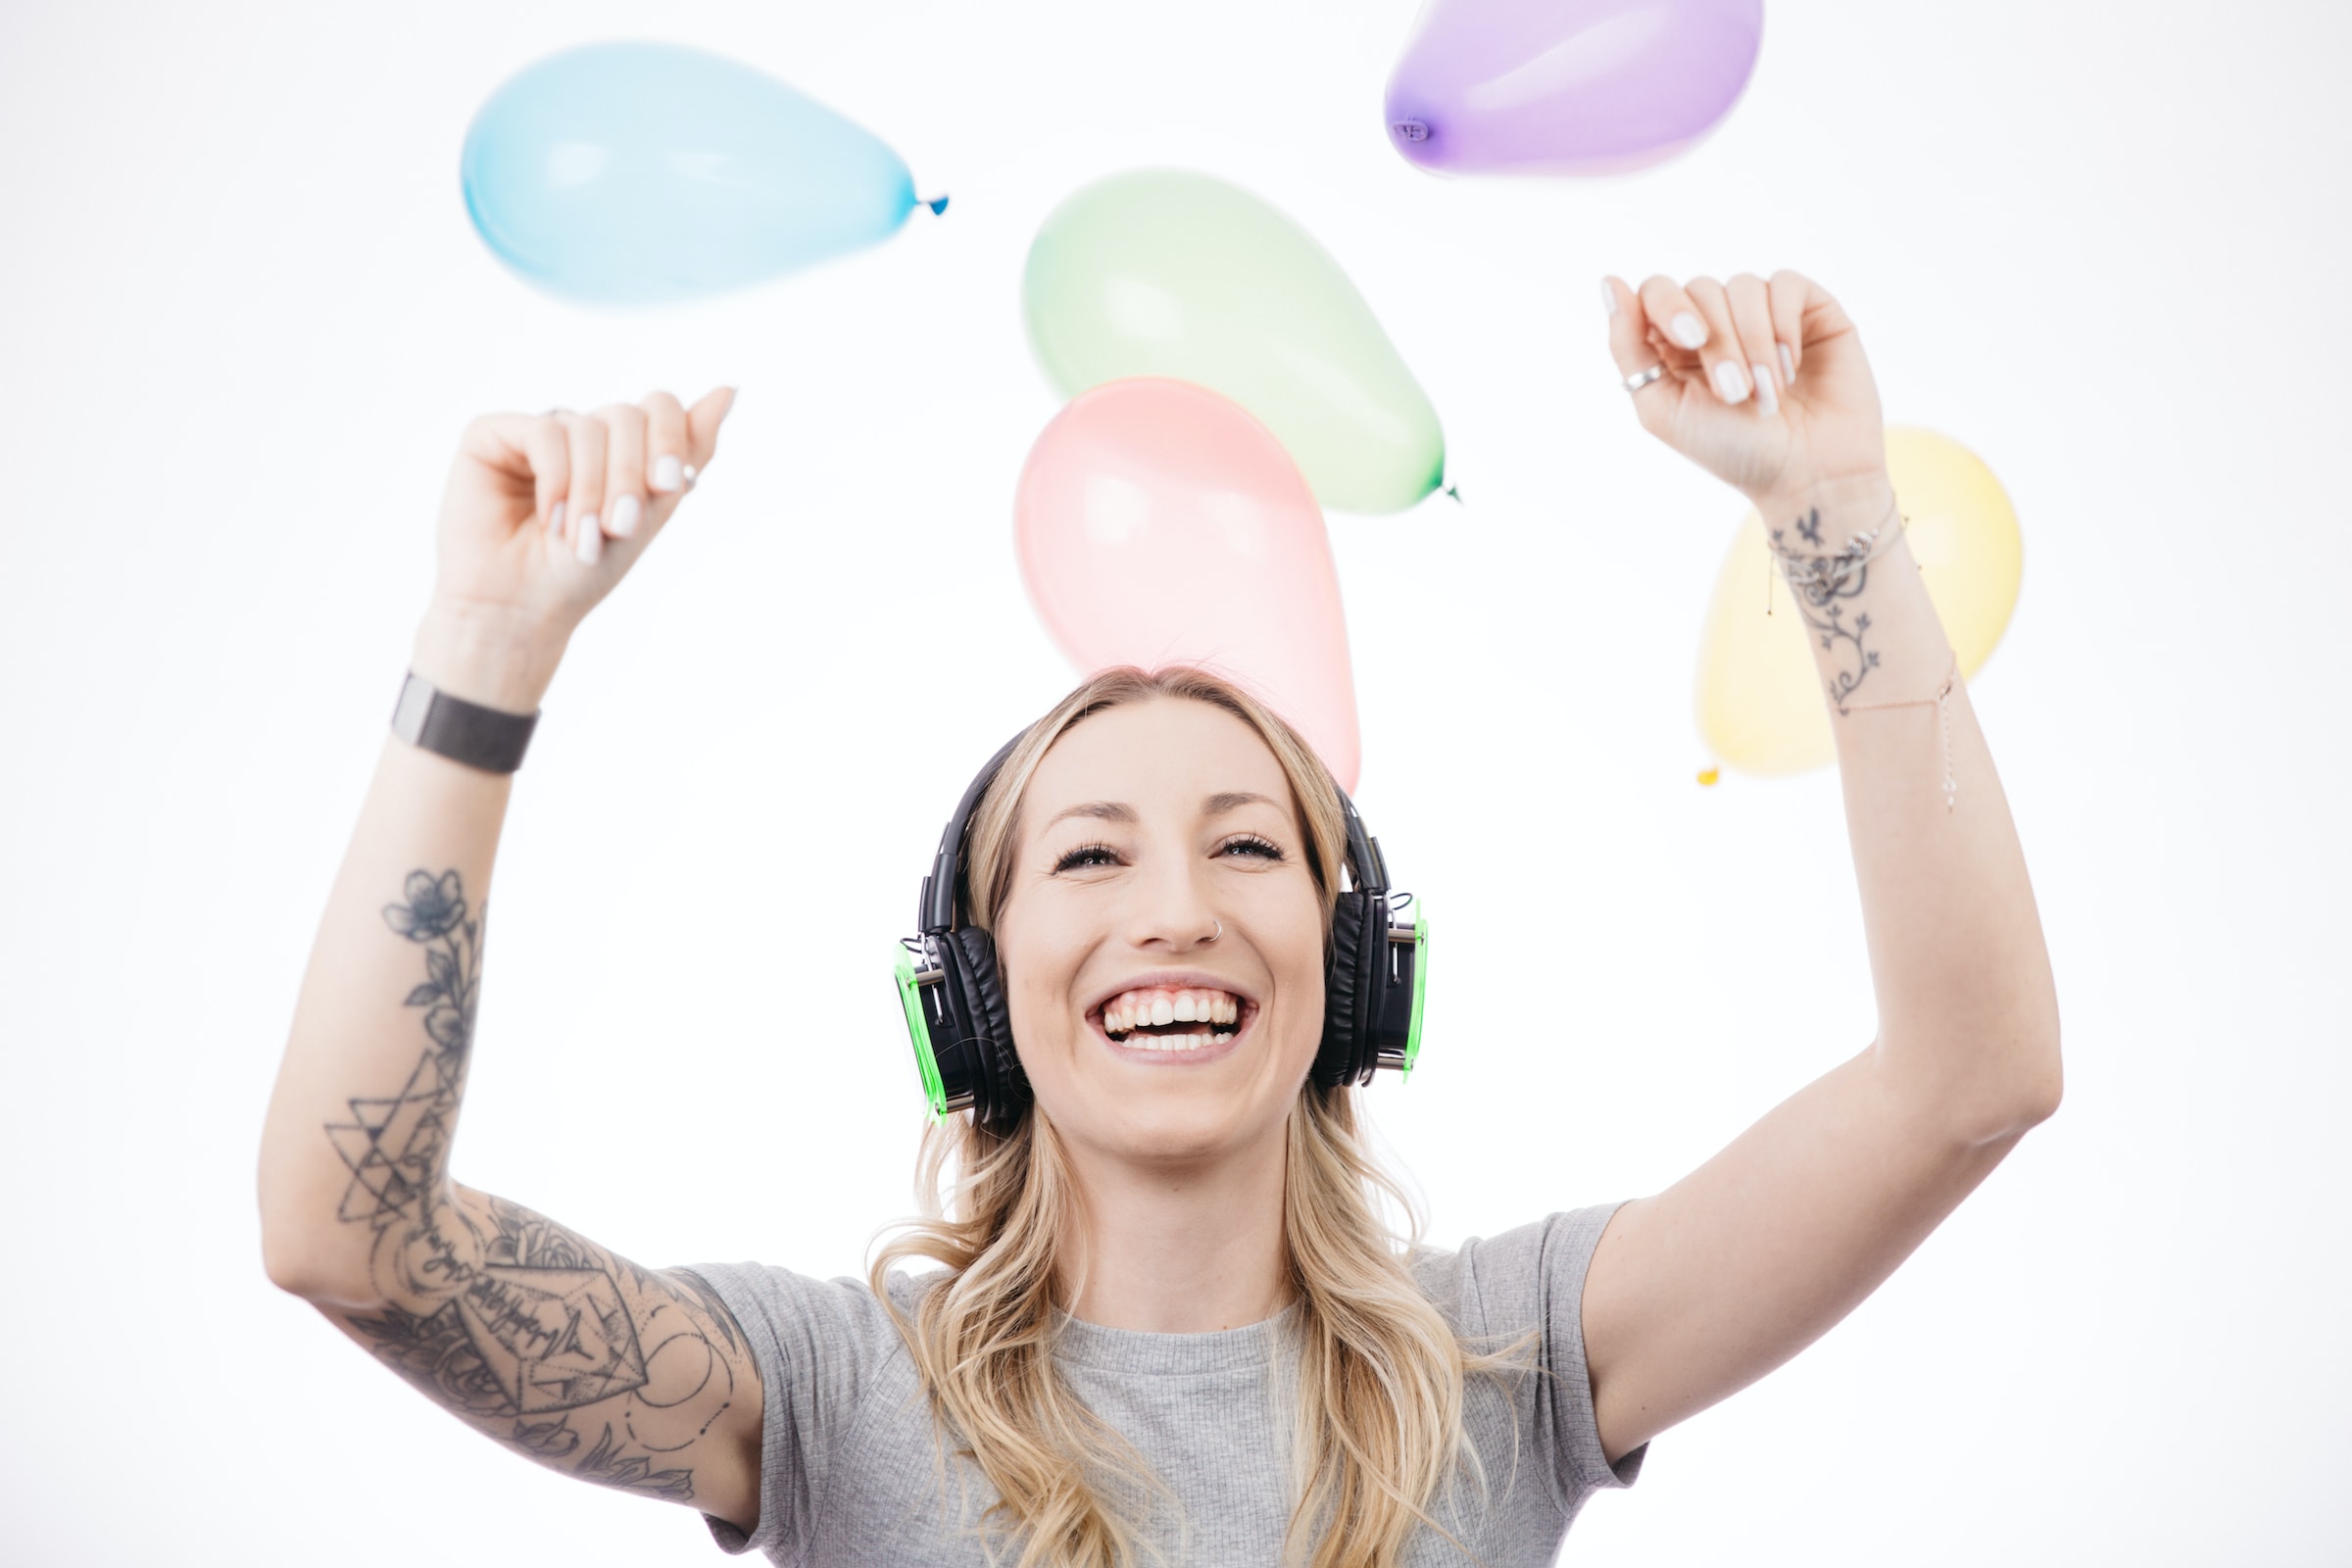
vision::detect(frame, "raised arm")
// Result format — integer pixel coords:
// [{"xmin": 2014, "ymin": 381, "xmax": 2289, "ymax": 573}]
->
[
  {"xmin": 1581, "ymin": 274, "xmax": 2062, "ymax": 1462},
  {"xmin": 257, "ymin": 390, "xmax": 763, "ymax": 1527}
]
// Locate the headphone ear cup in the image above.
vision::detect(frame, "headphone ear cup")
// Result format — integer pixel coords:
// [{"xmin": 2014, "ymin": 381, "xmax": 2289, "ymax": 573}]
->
[
  {"xmin": 1317, "ymin": 891, "xmax": 1377, "ymax": 1087},
  {"xmin": 923, "ymin": 932, "xmax": 980, "ymax": 1114},
  {"xmin": 950, "ymin": 926, "xmax": 1027, "ymax": 1126}
]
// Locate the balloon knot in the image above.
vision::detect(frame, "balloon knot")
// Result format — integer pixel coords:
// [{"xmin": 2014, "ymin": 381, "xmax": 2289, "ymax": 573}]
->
[
  {"xmin": 924, "ymin": 195, "xmax": 950, "ymax": 216},
  {"xmin": 1392, "ymin": 120, "xmax": 1430, "ymax": 143},
  {"xmin": 1696, "ymin": 766, "xmax": 1721, "ymax": 787},
  {"xmin": 1443, "ymin": 482, "xmax": 1461, "ymax": 505}
]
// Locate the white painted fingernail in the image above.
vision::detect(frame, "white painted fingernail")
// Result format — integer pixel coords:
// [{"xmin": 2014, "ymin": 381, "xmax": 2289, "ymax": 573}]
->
[
  {"xmin": 1670, "ymin": 313, "xmax": 1708, "ymax": 350},
  {"xmin": 1600, "ymin": 278, "xmax": 1618, "ymax": 317},
  {"xmin": 651, "ymin": 455, "xmax": 682, "ymax": 493},
  {"xmin": 576, "ymin": 513, "xmax": 602, "ymax": 564},
  {"xmin": 610, "ymin": 494, "xmax": 642, "ymax": 538},
  {"xmin": 1780, "ymin": 343, "xmax": 1795, "ymax": 384},
  {"xmin": 548, "ymin": 500, "xmax": 564, "ymax": 535},
  {"xmin": 1711, "ymin": 360, "xmax": 1749, "ymax": 403},
  {"xmin": 1751, "ymin": 363, "xmax": 1778, "ymax": 417}
]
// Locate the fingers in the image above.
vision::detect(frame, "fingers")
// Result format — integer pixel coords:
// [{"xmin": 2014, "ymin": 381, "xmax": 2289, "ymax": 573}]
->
[
  {"xmin": 460, "ymin": 413, "xmax": 573, "ymax": 532},
  {"xmin": 557, "ymin": 414, "xmax": 610, "ymax": 564},
  {"xmin": 1602, "ymin": 276, "xmax": 1680, "ymax": 431},
  {"xmin": 1618, "ymin": 272, "xmax": 1798, "ymax": 416},
  {"xmin": 594, "ymin": 400, "xmax": 649, "ymax": 551},
  {"xmin": 642, "ymin": 390, "xmax": 689, "ymax": 498},
  {"xmin": 1724, "ymin": 273, "xmax": 1779, "ymax": 418},
  {"xmin": 1637, "ymin": 274, "xmax": 1710, "ymax": 366},
  {"xmin": 522, "ymin": 416, "xmax": 571, "ymax": 535},
  {"xmin": 534, "ymin": 388, "xmax": 735, "ymax": 570},
  {"xmin": 1600, "ymin": 276, "xmax": 1655, "ymax": 374},
  {"xmin": 1682, "ymin": 278, "xmax": 1752, "ymax": 407},
  {"xmin": 1767, "ymin": 270, "xmax": 1809, "ymax": 386}
]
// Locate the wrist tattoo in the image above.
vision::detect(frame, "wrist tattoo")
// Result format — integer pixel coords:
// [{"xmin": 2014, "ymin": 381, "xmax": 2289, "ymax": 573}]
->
[
  {"xmin": 319, "ymin": 868, "xmax": 742, "ymax": 1503},
  {"xmin": 1769, "ymin": 505, "xmax": 1903, "ymax": 711}
]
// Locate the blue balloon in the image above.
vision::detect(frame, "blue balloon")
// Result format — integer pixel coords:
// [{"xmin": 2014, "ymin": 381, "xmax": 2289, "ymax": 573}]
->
[{"xmin": 461, "ymin": 41, "xmax": 940, "ymax": 304}]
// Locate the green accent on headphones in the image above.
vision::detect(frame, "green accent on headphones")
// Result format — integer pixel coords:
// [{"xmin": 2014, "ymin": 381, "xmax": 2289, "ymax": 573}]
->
[
  {"xmin": 894, "ymin": 945, "xmax": 949, "ymax": 1120},
  {"xmin": 1400, "ymin": 911, "xmax": 1429, "ymax": 1079}
]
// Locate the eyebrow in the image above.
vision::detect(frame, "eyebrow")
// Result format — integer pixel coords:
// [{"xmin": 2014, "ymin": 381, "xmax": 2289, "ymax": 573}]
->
[
  {"xmin": 1045, "ymin": 801, "xmax": 1140, "ymax": 828},
  {"xmin": 1042, "ymin": 792, "xmax": 1280, "ymax": 830},
  {"xmin": 1204, "ymin": 791, "xmax": 1281, "ymax": 816}
]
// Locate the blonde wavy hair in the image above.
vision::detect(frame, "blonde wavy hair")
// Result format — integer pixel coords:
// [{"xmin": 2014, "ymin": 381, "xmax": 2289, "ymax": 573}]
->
[{"xmin": 870, "ymin": 666, "xmax": 1502, "ymax": 1568}]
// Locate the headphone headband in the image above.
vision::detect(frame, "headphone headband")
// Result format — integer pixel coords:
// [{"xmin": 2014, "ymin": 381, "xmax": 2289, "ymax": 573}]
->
[
  {"xmin": 919, "ymin": 734, "xmax": 1022, "ymax": 936},
  {"xmin": 1337, "ymin": 791, "xmax": 1389, "ymax": 900}
]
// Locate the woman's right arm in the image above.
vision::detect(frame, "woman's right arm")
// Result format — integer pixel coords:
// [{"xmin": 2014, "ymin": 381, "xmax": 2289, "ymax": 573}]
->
[{"xmin": 257, "ymin": 390, "xmax": 763, "ymax": 1529}]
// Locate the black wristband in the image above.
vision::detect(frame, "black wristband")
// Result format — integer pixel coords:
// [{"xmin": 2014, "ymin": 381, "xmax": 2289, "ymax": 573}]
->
[{"xmin": 390, "ymin": 671, "xmax": 540, "ymax": 774}]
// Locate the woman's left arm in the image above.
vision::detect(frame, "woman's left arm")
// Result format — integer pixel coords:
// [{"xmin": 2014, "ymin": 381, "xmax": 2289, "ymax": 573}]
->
[{"xmin": 1580, "ymin": 271, "xmax": 2061, "ymax": 1464}]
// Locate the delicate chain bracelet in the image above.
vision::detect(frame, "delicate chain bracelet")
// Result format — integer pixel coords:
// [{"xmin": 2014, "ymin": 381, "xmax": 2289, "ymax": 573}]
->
[
  {"xmin": 1765, "ymin": 497, "xmax": 1906, "ymax": 605},
  {"xmin": 1841, "ymin": 653, "xmax": 1962, "ymax": 813}
]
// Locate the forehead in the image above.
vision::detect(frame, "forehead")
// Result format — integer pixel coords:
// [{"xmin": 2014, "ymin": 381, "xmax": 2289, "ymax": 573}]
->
[{"xmin": 1021, "ymin": 698, "xmax": 1293, "ymax": 826}]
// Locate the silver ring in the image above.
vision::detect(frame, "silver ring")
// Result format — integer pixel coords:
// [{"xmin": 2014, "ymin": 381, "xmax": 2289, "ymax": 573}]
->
[
  {"xmin": 1204, "ymin": 919, "xmax": 1222, "ymax": 943},
  {"xmin": 1622, "ymin": 364, "xmax": 1668, "ymax": 394}
]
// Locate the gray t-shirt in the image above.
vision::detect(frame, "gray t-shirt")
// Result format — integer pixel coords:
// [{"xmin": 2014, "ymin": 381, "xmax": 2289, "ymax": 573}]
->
[{"xmin": 684, "ymin": 1203, "xmax": 1642, "ymax": 1565}]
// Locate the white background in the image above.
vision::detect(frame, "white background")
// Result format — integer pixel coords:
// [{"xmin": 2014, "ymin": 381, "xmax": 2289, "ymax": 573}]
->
[{"xmin": 3, "ymin": 1, "xmax": 2346, "ymax": 1561}]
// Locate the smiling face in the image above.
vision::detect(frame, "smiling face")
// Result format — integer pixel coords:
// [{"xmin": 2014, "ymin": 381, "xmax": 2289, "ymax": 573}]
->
[{"xmin": 989, "ymin": 697, "xmax": 1331, "ymax": 1169}]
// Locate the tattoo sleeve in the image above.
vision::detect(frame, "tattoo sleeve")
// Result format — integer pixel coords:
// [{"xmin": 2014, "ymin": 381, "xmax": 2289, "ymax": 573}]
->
[{"xmin": 318, "ymin": 868, "xmax": 748, "ymax": 1506}]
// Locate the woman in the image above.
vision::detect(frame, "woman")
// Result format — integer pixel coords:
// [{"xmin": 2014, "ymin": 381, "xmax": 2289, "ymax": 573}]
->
[{"xmin": 260, "ymin": 270, "xmax": 2061, "ymax": 1567}]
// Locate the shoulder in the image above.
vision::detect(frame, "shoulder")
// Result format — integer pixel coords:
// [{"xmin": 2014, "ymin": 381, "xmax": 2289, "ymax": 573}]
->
[
  {"xmin": 674, "ymin": 1260, "xmax": 947, "ymax": 1372},
  {"xmin": 1413, "ymin": 1205, "xmax": 1650, "ymax": 1503},
  {"xmin": 1408, "ymin": 1204, "xmax": 1631, "ymax": 1341},
  {"xmin": 673, "ymin": 1264, "xmax": 952, "ymax": 1560}
]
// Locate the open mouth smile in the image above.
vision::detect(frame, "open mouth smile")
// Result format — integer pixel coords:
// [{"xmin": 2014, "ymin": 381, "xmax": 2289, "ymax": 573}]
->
[{"xmin": 1090, "ymin": 985, "xmax": 1255, "ymax": 1059}]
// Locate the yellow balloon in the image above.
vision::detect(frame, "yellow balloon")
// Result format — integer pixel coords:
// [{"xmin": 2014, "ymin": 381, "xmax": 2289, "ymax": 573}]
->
[{"xmin": 1694, "ymin": 427, "xmax": 2024, "ymax": 777}]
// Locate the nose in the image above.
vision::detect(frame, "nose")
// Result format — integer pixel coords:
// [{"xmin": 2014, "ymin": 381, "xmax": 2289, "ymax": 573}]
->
[{"xmin": 1119, "ymin": 846, "xmax": 1221, "ymax": 953}]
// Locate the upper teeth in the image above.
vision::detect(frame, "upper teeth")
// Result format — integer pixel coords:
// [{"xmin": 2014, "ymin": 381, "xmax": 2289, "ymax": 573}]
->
[{"xmin": 1101, "ymin": 987, "xmax": 1241, "ymax": 1039}]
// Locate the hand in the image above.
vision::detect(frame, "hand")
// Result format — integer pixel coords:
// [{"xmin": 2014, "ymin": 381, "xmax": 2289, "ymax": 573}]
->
[
  {"xmin": 1602, "ymin": 271, "xmax": 1888, "ymax": 523},
  {"xmin": 412, "ymin": 388, "xmax": 735, "ymax": 710}
]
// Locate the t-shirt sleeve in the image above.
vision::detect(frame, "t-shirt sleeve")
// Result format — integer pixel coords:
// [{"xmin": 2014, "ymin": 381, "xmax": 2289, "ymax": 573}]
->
[
  {"xmin": 1425, "ymin": 1203, "xmax": 1646, "ymax": 1515},
  {"xmin": 675, "ymin": 1261, "xmax": 905, "ymax": 1563}
]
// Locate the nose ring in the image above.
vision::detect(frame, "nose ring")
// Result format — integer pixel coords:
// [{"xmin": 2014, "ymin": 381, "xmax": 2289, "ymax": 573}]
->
[{"xmin": 1205, "ymin": 919, "xmax": 1222, "ymax": 944}]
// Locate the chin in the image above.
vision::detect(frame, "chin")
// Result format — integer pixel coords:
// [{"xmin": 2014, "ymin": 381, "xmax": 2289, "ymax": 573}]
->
[{"xmin": 1050, "ymin": 1075, "xmax": 1295, "ymax": 1170}]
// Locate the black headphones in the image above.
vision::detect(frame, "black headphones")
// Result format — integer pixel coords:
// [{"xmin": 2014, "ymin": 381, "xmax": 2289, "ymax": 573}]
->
[{"xmin": 892, "ymin": 735, "xmax": 1429, "ymax": 1128}]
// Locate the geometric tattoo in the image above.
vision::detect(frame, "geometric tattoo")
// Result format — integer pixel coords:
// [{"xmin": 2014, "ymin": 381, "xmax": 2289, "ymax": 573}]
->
[
  {"xmin": 325, "ymin": 870, "xmax": 478, "ymax": 1225},
  {"xmin": 321, "ymin": 868, "xmax": 743, "ymax": 1505},
  {"xmin": 1771, "ymin": 506, "xmax": 1883, "ymax": 710}
]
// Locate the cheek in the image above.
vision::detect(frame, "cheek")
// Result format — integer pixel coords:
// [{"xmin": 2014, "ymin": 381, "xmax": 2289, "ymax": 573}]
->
[
  {"xmin": 1270, "ymin": 909, "xmax": 1332, "ymax": 1061},
  {"xmin": 1291, "ymin": 953, "xmax": 1330, "ymax": 1047},
  {"xmin": 1004, "ymin": 966, "xmax": 1068, "ymax": 1061},
  {"xmin": 993, "ymin": 909, "xmax": 1084, "ymax": 1074}
]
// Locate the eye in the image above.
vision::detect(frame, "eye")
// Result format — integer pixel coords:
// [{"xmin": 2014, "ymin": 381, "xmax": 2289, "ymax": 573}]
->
[
  {"xmin": 1219, "ymin": 834, "xmax": 1284, "ymax": 861},
  {"xmin": 1053, "ymin": 842, "xmax": 1122, "ymax": 873}
]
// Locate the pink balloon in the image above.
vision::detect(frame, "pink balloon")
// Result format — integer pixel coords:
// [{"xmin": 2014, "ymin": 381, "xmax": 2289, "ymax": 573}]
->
[{"xmin": 1014, "ymin": 378, "xmax": 1362, "ymax": 792}]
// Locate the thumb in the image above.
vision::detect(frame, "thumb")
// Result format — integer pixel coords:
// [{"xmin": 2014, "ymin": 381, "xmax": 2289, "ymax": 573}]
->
[
  {"xmin": 685, "ymin": 386, "xmax": 737, "ymax": 479},
  {"xmin": 1601, "ymin": 275, "xmax": 1660, "ymax": 379}
]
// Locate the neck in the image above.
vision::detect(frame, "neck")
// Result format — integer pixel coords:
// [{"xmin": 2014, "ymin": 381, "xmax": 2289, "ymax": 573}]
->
[{"xmin": 1052, "ymin": 1117, "xmax": 1294, "ymax": 1334}]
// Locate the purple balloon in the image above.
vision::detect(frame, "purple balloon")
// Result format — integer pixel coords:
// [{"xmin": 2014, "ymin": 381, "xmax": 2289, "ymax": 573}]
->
[{"xmin": 1385, "ymin": 0, "xmax": 1764, "ymax": 176}]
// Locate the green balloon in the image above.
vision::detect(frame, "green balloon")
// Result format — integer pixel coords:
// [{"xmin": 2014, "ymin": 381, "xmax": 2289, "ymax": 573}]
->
[{"xmin": 1023, "ymin": 170, "xmax": 1445, "ymax": 515}]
